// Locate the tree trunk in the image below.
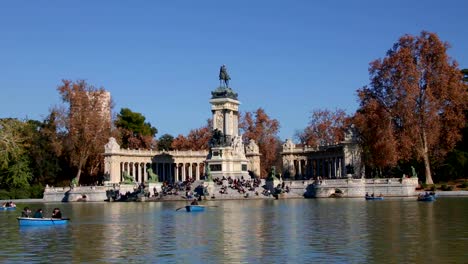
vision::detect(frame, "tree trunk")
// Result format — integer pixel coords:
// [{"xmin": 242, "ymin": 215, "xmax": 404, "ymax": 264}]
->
[
  {"xmin": 421, "ymin": 130, "xmax": 434, "ymax": 184},
  {"xmin": 75, "ymin": 169, "xmax": 82, "ymax": 185}
]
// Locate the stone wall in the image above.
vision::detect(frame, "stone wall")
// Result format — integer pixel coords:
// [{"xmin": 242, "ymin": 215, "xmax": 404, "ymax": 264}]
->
[
  {"xmin": 43, "ymin": 186, "xmax": 110, "ymax": 202},
  {"xmin": 304, "ymin": 177, "xmax": 418, "ymax": 198},
  {"xmin": 43, "ymin": 177, "xmax": 419, "ymax": 202}
]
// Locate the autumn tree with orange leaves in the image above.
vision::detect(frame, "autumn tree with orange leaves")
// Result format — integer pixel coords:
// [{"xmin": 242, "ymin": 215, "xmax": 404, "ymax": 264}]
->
[
  {"xmin": 354, "ymin": 32, "xmax": 468, "ymax": 184},
  {"xmin": 240, "ymin": 108, "xmax": 281, "ymax": 177},
  {"xmin": 296, "ymin": 109, "xmax": 349, "ymax": 146},
  {"xmin": 54, "ymin": 80, "xmax": 112, "ymax": 184},
  {"xmin": 171, "ymin": 120, "xmax": 211, "ymax": 151}
]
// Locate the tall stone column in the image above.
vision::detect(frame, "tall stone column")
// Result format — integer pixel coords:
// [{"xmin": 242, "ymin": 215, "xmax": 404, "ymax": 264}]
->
[
  {"xmin": 298, "ymin": 160, "xmax": 302, "ymax": 176},
  {"xmin": 169, "ymin": 163, "xmax": 173, "ymax": 182},
  {"xmin": 188, "ymin": 162, "xmax": 193, "ymax": 179},
  {"xmin": 182, "ymin": 164, "xmax": 186, "ymax": 180}
]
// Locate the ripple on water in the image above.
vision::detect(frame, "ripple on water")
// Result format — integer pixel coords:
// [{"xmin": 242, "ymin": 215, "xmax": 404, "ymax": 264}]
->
[{"xmin": 0, "ymin": 198, "xmax": 467, "ymax": 263}]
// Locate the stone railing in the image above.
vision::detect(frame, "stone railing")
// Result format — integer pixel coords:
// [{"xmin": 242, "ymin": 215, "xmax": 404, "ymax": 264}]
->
[{"xmin": 106, "ymin": 148, "xmax": 208, "ymax": 157}]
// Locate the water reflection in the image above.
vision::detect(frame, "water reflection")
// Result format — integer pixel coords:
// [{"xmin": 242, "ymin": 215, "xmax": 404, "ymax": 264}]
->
[{"xmin": 0, "ymin": 198, "xmax": 467, "ymax": 263}]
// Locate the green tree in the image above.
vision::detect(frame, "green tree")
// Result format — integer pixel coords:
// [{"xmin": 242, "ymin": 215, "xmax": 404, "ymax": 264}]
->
[
  {"xmin": 0, "ymin": 118, "xmax": 33, "ymax": 190},
  {"xmin": 355, "ymin": 32, "xmax": 468, "ymax": 184},
  {"xmin": 158, "ymin": 134, "xmax": 174, "ymax": 151},
  {"xmin": 115, "ymin": 108, "xmax": 157, "ymax": 149},
  {"xmin": 23, "ymin": 116, "xmax": 62, "ymax": 185}
]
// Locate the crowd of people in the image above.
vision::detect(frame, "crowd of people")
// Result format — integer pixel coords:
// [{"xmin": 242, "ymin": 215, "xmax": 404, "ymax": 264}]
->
[
  {"xmin": 20, "ymin": 207, "xmax": 62, "ymax": 219},
  {"xmin": 214, "ymin": 176, "xmax": 262, "ymax": 195}
]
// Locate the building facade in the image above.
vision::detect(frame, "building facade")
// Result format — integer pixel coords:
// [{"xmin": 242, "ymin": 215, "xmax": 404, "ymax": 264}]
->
[{"xmin": 281, "ymin": 127, "xmax": 362, "ymax": 179}]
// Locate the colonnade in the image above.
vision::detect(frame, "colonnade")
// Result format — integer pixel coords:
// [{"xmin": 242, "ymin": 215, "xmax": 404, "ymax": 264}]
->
[
  {"xmin": 119, "ymin": 162, "xmax": 205, "ymax": 183},
  {"xmin": 286, "ymin": 156, "xmax": 345, "ymax": 179}
]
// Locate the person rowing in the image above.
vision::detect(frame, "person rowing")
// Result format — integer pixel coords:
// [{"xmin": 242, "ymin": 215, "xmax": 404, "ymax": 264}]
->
[
  {"xmin": 191, "ymin": 198, "xmax": 199, "ymax": 205},
  {"xmin": 51, "ymin": 208, "xmax": 62, "ymax": 219}
]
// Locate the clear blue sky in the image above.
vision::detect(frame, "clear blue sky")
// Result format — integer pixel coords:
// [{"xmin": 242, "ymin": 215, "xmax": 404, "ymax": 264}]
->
[{"xmin": 1, "ymin": 1, "xmax": 467, "ymax": 140}]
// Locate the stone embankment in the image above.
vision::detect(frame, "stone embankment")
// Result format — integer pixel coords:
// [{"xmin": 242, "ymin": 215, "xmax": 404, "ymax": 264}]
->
[
  {"xmin": 41, "ymin": 177, "xmax": 464, "ymax": 202},
  {"xmin": 305, "ymin": 177, "xmax": 419, "ymax": 198}
]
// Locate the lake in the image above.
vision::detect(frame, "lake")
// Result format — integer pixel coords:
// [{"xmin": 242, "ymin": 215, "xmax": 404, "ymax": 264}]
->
[{"xmin": 0, "ymin": 198, "xmax": 467, "ymax": 263}]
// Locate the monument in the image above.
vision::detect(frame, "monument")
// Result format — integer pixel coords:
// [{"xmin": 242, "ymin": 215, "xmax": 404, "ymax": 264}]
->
[{"xmin": 205, "ymin": 65, "xmax": 250, "ymax": 179}]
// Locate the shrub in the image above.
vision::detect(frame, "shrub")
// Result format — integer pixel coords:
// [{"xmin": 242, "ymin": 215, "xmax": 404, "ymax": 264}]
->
[
  {"xmin": 28, "ymin": 184, "xmax": 45, "ymax": 198},
  {"xmin": 420, "ymin": 182, "xmax": 428, "ymax": 190},
  {"xmin": 429, "ymin": 185, "xmax": 436, "ymax": 191},
  {"xmin": 441, "ymin": 184, "xmax": 454, "ymax": 191},
  {"xmin": 9, "ymin": 188, "xmax": 30, "ymax": 199},
  {"xmin": 0, "ymin": 190, "xmax": 11, "ymax": 200},
  {"xmin": 459, "ymin": 181, "xmax": 468, "ymax": 189}
]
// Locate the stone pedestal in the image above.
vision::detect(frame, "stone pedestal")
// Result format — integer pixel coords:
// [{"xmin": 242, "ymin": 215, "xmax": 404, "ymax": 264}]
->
[
  {"xmin": 206, "ymin": 146, "xmax": 249, "ymax": 179},
  {"xmin": 206, "ymin": 87, "xmax": 250, "ymax": 179}
]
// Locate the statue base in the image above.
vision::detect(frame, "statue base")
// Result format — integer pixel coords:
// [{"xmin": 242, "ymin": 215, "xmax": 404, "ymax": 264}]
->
[{"xmin": 206, "ymin": 146, "xmax": 250, "ymax": 180}]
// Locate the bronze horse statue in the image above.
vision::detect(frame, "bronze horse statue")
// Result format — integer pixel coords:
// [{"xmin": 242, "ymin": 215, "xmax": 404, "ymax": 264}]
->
[{"xmin": 219, "ymin": 65, "xmax": 231, "ymax": 88}]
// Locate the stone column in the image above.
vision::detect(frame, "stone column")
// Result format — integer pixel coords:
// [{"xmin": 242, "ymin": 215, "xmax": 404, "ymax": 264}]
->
[
  {"xmin": 196, "ymin": 163, "xmax": 200, "ymax": 180},
  {"xmin": 175, "ymin": 164, "xmax": 179, "ymax": 182},
  {"xmin": 223, "ymin": 110, "xmax": 228, "ymax": 135},
  {"xmin": 169, "ymin": 163, "xmax": 173, "ymax": 182},
  {"xmin": 297, "ymin": 160, "xmax": 302, "ymax": 176},
  {"xmin": 182, "ymin": 164, "xmax": 186, "ymax": 180},
  {"xmin": 188, "ymin": 163, "xmax": 193, "ymax": 180}
]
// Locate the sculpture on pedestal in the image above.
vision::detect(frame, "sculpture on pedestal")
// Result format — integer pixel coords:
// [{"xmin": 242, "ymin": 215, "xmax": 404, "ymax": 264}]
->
[
  {"xmin": 147, "ymin": 168, "xmax": 159, "ymax": 183},
  {"xmin": 219, "ymin": 64, "xmax": 231, "ymax": 88},
  {"xmin": 212, "ymin": 65, "xmax": 238, "ymax": 100},
  {"xmin": 122, "ymin": 171, "xmax": 134, "ymax": 184}
]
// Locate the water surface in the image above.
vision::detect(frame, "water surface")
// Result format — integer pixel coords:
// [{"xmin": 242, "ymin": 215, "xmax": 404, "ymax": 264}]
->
[{"xmin": 0, "ymin": 198, "xmax": 467, "ymax": 263}]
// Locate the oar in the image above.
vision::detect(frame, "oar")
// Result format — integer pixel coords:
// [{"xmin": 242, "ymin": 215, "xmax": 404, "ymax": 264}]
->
[{"xmin": 175, "ymin": 207, "xmax": 185, "ymax": 211}]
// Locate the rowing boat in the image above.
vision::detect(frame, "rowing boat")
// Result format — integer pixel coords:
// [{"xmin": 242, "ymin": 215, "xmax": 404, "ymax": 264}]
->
[
  {"xmin": 17, "ymin": 217, "xmax": 70, "ymax": 226},
  {"xmin": 365, "ymin": 196, "xmax": 384, "ymax": 200},
  {"xmin": 185, "ymin": 205, "xmax": 205, "ymax": 212},
  {"xmin": 0, "ymin": 207, "xmax": 16, "ymax": 211},
  {"xmin": 417, "ymin": 195, "xmax": 436, "ymax": 202}
]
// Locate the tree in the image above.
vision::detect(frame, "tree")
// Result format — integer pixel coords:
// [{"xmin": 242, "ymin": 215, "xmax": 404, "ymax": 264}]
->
[
  {"xmin": 355, "ymin": 32, "xmax": 468, "ymax": 184},
  {"xmin": 115, "ymin": 108, "xmax": 157, "ymax": 149},
  {"xmin": 0, "ymin": 118, "xmax": 33, "ymax": 189},
  {"xmin": 240, "ymin": 108, "xmax": 281, "ymax": 177},
  {"xmin": 54, "ymin": 80, "xmax": 112, "ymax": 184},
  {"xmin": 157, "ymin": 134, "xmax": 174, "ymax": 151},
  {"xmin": 172, "ymin": 120, "xmax": 211, "ymax": 151},
  {"xmin": 23, "ymin": 117, "xmax": 62, "ymax": 185},
  {"xmin": 296, "ymin": 108, "xmax": 349, "ymax": 146}
]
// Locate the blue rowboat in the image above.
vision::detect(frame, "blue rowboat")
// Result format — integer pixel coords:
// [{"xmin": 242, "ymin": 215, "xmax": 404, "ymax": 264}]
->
[
  {"xmin": 365, "ymin": 196, "xmax": 384, "ymax": 201},
  {"xmin": 17, "ymin": 217, "xmax": 70, "ymax": 226},
  {"xmin": 417, "ymin": 195, "xmax": 436, "ymax": 202},
  {"xmin": 0, "ymin": 207, "xmax": 17, "ymax": 211},
  {"xmin": 185, "ymin": 205, "xmax": 205, "ymax": 212}
]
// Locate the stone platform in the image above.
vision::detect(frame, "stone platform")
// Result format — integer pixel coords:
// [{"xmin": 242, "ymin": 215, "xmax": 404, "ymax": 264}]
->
[{"xmin": 304, "ymin": 177, "xmax": 418, "ymax": 198}]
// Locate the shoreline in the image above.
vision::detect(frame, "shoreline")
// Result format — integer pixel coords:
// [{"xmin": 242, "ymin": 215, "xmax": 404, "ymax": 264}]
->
[{"xmin": 2, "ymin": 190, "xmax": 468, "ymax": 204}]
